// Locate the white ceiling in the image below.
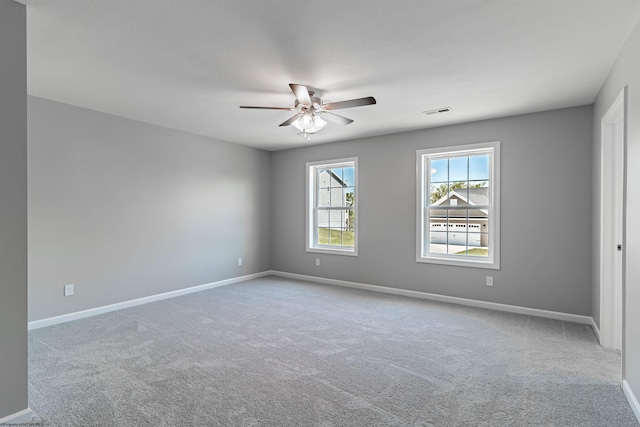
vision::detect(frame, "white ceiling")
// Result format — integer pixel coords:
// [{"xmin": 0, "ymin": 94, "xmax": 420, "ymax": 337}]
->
[{"xmin": 22, "ymin": 0, "xmax": 640, "ymax": 151}]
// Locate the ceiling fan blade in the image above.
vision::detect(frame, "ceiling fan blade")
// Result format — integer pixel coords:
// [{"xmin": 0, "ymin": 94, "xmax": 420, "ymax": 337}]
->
[
  {"xmin": 324, "ymin": 96, "xmax": 376, "ymax": 110},
  {"xmin": 239, "ymin": 106, "xmax": 295, "ymax": 111},
  {"xmin": 279, "ymin": 114, "xmax": 301, "ymax": 127},
  {"xmin": 322, "ymin": 112, "xmax": 354, "ymax": 125},
  {"xmin": 289, "ymin": 84, "xmax": 312, "ymax": 105}
]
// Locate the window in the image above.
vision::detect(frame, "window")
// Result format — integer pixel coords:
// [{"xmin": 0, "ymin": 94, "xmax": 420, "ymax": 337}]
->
[
  {"xmin": 417, "ymin": 142, "xmax": 500, "ymax": 269},
  {"xmin": 307, "ymin": 158, "xmax": 357, "ymax": 255}
]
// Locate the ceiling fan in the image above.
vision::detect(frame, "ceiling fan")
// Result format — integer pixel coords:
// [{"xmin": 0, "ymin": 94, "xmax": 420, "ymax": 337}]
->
[{"xmin": 240, "ymin": 84, "xmax": 376, "ymax": 141}]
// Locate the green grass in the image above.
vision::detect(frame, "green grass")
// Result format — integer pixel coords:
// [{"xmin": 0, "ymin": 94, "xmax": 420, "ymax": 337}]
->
[
  {"xmin": 455, "ymin": 247, "xmax": 488, "ymax": 257},
  {"xmin": 318, "ymin": 228, "xmax": 354, "ymax": 247}
]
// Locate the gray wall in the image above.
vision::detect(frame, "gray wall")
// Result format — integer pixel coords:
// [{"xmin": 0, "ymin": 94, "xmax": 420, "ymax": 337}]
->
[
  {"xmin": 28, "ymin": 97, "xmax": 271, "ymax": 321},
  {"xmin": 271, "ymin": 106, "xmax": 593, "ymax": 315},
  {"xmin": 0, "ymin": 0, "xmax": 28, "ymax": 419},
  {"xmin": 592, "ymin": 15, "xmax": 640, "ymax": 408}
]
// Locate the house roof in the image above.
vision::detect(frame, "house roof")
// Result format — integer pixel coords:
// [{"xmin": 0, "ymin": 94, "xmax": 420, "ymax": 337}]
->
[
  {"xmin": 433, "ymin": 187, "xmax": 489, "ymax": 206},
  {"xmin": 464, "ymin": 188, "xmax": 489, "ymax": 206},
  {"xmin": 319, "ymin": 169, "xmax": 347, "ymax": 188}
]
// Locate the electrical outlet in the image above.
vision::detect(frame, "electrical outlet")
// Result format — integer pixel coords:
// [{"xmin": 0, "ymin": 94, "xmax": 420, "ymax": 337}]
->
[
  {"xmin": 237, "ymin": 257, "xmax": 243, "ymax": 266},
  {"xmin": 486, "ymin": 276, "xmax": 494, "ymax": 287},
  {"xmin": 316, "ymin": 258, "xmax": 320, "ymax": 266},
  {"xmin": 64, "ymin": 284, "xmax": 74, "ymax": 296}
]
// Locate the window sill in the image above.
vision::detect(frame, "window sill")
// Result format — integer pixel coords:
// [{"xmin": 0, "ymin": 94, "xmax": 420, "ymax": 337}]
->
[
  {"xmin": 307, "ymin": 246, "xmax": 358, "ymax": 257},
  {"xmin": 416, "ymin": 255, "xmax": 499, "ymax": 270}
]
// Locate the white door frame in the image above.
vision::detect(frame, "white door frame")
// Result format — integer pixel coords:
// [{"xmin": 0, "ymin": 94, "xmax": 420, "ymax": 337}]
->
[{"xmin": 599, "ymin": 89, "xmax": 626, "ymax": 351}]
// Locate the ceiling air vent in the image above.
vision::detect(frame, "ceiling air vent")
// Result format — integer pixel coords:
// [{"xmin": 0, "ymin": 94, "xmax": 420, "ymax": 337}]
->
[{"xmin": 423, "ymin": 107, "xmax": 452, "ymax": 115}]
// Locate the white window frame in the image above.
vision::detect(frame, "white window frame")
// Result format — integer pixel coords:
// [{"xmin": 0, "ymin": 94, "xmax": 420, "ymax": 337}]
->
[
  {"xmin": 306, "ymin": 157, "xmax": 358, "ymax": 256},
  {"xmin": 416, "ymin": 141, "xmax": 500, "ymax": 269}
]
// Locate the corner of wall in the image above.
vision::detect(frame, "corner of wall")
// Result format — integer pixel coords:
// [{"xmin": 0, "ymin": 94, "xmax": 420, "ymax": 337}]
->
[{"xmin": 0, "ymin": 0, "xmax": 28, "ymax": 419}]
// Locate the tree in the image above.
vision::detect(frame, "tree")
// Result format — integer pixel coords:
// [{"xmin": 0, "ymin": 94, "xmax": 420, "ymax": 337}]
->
[{"xmin": 346, "ymin": 192, "xmax": 355, "ymax": 231}]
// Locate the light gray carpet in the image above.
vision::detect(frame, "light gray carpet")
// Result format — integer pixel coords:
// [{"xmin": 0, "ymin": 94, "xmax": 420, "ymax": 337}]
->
[{"xmin": 29, "ymin": 276, "xmax": 638, "ymax": 426}]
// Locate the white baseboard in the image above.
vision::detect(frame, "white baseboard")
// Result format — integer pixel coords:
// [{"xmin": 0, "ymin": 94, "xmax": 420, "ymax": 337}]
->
[
  {"xmin": 268, "ymin": 270, "xmax": 594, "ymax": 325},
  {"xmin": 624, "ymin": 380, "xmax": 640, "ymax": 423},
  {"xmin": 28, "ymin": 269, "xmax": 594, "ymax": 331},
  {"xmin": 0, "ymin": 408, "xmax": 34, "ymax": 424},
  {"xmin": 590, "ymin": 317, "xmax": 601, "ymax": 342},
  {"xmin": 28, "ymin": 271, "xmax": 272, "ymax": 330}
]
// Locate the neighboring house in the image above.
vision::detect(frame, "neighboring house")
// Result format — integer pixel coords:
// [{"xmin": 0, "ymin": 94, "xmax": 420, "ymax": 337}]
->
[
  {"xmin": 317, "ymin": 169, "xmax": 351, "ymax": 230},
  {"xmin": 430, "ymin": 187, "xmax": 489, "ymax": 247}
]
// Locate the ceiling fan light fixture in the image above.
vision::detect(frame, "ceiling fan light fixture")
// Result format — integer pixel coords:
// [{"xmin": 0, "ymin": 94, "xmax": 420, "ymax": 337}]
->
[
  {"xmin": 300, "ymin": 113, "xmax": 313, "ymax": 128},
  {"xmin": 291, "ymin": 118, "xmax": 305, "ymax": 133},
  {"xmin": 291, "ymin": 114, "xmax": 326, "ymax": 134},
  {"xmin": 310, "ymin": 115, "xmax": 327, "ymax": 132}
]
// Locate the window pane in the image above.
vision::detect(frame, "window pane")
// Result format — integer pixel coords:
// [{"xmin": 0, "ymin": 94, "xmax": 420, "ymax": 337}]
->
[
  {"xmin": 342, "ymin": 166, "xmax": 355, "ymax": 187},
  {"xmin": 467, "ymin": 216, "xmax": 488, "ymax": 257},
  {"xmin": 317, "ymin": 169, "xmax": 329, "ymax": 189},
  {"xmin": 429, "ymin": 183, "xmax": 447, "ymax": 205},
  {"xmin": 345, "ymin": 207, "xmax": 355, "ymax": 232},
  {"xmin": 345, "ymin": 186, "xmax": 355, "ymax": 231},
  {"xmin": 467, "ymin": 222, "xmax": 483, "ymax": 240},
  {"xmin": 449, "ymin": 183, "xmax": 467, "ymax": 205},
  {"xmin": 446, "ymin": 208, "xmax": 465, "ymax": 255},
  {"xmin": 468, "ymin": 189, "xmax": 489, "ymax": 214},
  {"xmin": 448, "ymin": 232, "xmax": 467, "ymax": 254},
  {"xmin": 449, "ymin": 156, "xmax": 468, "ymax": 182},
  {"xmin": 474, "ymin": 234, "xmax": 490, "ymax": 256},
  {"xmin": 329, "ymin": 228, "xmax": 342, "ymax": 245},
  {"xmin": 477, "ymin": 220, "xmax": 489, "ymax": 236},
  {"xmin": 429, "ymin": 231, "xmax": 447, "ymax": 254},
  {"xmin": 330, "ymin": 186, "xmax": 342, "ymax": 207},
  {"xmin": 469, "ymin": 154, "xmax": 490, "ymax": 181},
  {"xmin": 329, "ymin": 167, "xmax": 344, "ymax": 187},
  {"xmin": 470, "ymin": 215, "xmax": 489, "ymax": 256},
  {"xmin": 345, "ymin": 186, "xmax": 355, "ymax": 199},
  {"xmin": 317, "ymin": 224, "xmax": 329, "ymax": 245},
  {"xmin": 317, "ymin": 207, "xmax": 329, "ymax": 246},
  {"xmin": 317, "ymin": 209, "xmax": 329, "ymax": 229},
  {"xmin": 343, "ymin": 209, "xmax": 354, "ymax": 247},
  {"xmin": 446, "ymin": 208, "xmax": 467, "ymax": 219},
  {"xmin": 317, "ymin": 168, "xmax": 331, "ymax": 208},
  {"xmin": 329, "ymin": 210, "xmax": 342, "ymax": 231},
  {"xmin": 430, "ymin": 158, "xmax": 449, "ymax": 183}
]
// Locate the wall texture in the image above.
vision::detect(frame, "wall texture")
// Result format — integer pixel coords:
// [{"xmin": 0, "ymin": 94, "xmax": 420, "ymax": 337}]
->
[
  {"xmin": 271, "ymin": 106, "xmax": 593, "ymax": 316},
  {"xmin": 592, "ymin": 15, "xmax": 640, "ymax": 412},
  {"xmin": 28, "ymin": 97, "xmax": 271, "ymax": 321},
  {"xmin": 0, "ymin": 0, "xmax": 28, "ymax": 420}
]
